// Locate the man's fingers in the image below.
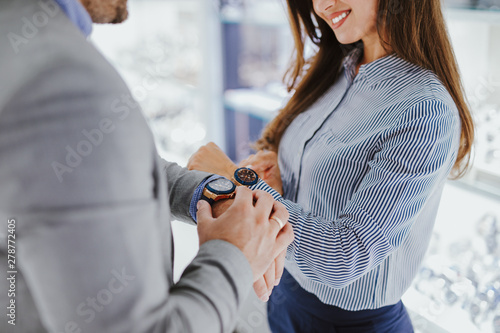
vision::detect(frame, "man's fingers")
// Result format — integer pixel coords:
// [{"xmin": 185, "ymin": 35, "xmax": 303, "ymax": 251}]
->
[
  {"xmin": 274, "ymin": 249, "xmax": 287, "ymax": 286},
  {"xmin": 273, "ymin": 201, "xmax": 288, "ymax": 220},
  {"xmin": 252, "ymin": 190, "xmax": 275, "ymax": 221},
  {"xmin": 268, "ymin": 201, "xmax": 289, "ymax": 233},
  {"xmin": 264, "ymin": 260, "xmax": 276, "ymax": 293},
  {"xmin": 196, "ymin": 200, "xmax": 214, "ymax": 223},
  {"xmin": 275, "ymin": 222, "xmax": 294, "ymax": 254},
  {"xmin": 253, "ymin": 277, "xmax": 269, "ymax": 302},
  {"xmin": 232, "ymin": 186, "xmax": 253, "ymax": 208},
  {"xmin": 270, "ymin": 216, "xmax": 285, "ymax": 231}
]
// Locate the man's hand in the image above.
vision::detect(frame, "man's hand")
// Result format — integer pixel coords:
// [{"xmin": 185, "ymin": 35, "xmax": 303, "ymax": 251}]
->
[
  {"xmin": 188, "ymin": 142, "xmax": 237, "ymax": 180},
  {"xmin": 212, "ymin": 199, "xmax": 233, "ymax": 218},
  {"xmin": 239, "ymin": 150, "xmax": 283, "ymax": 195},
  {"xmin": 211, "ymin": 198, "xmax": 287, "ymax": 302},
  {"xmin": 197, "ymin": 187, "xmax": 294, "ymax": 282},
  {"xmin": 210, "ymin": 197, "xmax": 288, "ymax": 301},
  {"xmin": 253, "ymin": 249, "xmax": 286, "ymax": 301}
]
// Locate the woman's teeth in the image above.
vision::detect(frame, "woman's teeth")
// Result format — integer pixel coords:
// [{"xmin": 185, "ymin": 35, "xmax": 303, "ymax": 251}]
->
[{"xmin": 332, "ymin": 11, "xmax": 350, "ymax": 24}]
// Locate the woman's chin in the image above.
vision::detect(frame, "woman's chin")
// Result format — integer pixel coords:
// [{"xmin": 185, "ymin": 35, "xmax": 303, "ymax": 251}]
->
[{"xmin": 334, "ymin": 34, "xmax": 359, "ymax": 46}]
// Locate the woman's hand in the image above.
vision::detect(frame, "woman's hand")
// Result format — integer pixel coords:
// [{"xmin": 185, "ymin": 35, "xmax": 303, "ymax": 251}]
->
[
  {"xmin": 187, "ymin": 142, "xmax": 237, "ymax": 180},
  {"xmin": 240, "ymin": 151, "xmax": 283, "ymax": 195}
]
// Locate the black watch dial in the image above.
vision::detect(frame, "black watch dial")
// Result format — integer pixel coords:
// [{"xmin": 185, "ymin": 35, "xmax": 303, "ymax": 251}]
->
[
  {"xmin": 235, "ymin": 168, "xmax": 258, "ymax": 186},
  {"xmin": 206, "ymin": 178, "xmax": 236, "ymax": 195}
]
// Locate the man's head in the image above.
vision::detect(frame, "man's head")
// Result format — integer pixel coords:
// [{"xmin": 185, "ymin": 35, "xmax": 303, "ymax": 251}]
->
[{"xmin": 79, "ymin": 0, "xmax": 129, "ymax": 24}]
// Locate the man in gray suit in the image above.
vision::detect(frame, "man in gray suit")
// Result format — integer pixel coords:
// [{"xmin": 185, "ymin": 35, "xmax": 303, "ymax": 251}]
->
[{"xmin": 0, "ymin": 0, "xmax": 294, "ymax": 332}]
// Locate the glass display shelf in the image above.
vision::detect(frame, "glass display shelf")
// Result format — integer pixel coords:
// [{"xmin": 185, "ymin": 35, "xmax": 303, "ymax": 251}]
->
[
  {"xmin": 92, "ymin": 0, "xmax": 210, "ymax": 161},
  {"xmin": 402, "ymin": 183, "xmax": 500, "ymax": 333},
  {"xmin": 219, "ymin": 1, "xmax": 288, "ymax": 26},
  {"xmin": 220, "ymin": 2, "xmax": 500, "ymax": 27},
  {"xmin": 446, "ymin": 7, "xmax": 500, "ymax": 23},
  {"xmin": 223, "ymin": 88, "xmax": 286, "ymax": 121}
]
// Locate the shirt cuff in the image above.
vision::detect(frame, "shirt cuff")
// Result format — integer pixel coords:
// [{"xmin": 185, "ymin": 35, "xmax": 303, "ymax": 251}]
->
[
  {"xmin": 189, "ymin": 175, "xmax": 224, "ymax": 223},
  {"xmin": 250, "ymin": 180, "xmax": 282, "ymax": 201}
]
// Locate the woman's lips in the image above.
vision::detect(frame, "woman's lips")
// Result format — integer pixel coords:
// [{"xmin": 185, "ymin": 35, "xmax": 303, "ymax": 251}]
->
[{"xmin": 329, "ymin": 10, "xmax": 351, "ymax": 29}]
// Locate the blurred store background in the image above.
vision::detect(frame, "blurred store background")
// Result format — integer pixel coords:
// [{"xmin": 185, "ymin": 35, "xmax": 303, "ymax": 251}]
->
[{"xmin": 90, "ymin": 0, "xmax": 500, "ymax": 332}]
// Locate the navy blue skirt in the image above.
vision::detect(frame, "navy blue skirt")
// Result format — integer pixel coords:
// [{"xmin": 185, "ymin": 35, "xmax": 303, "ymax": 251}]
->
[{"xmin": 268, "ymin": 270, "xmax": 414, "ymax": 333}]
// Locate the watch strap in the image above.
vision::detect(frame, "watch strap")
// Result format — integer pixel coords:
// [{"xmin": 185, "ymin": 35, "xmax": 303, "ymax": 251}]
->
[
  {"xmin": 200, "ymin": 196, "xmax": 215, "ymax": 205},
  {"xmin": 201, "ymin": 187, "xmax": 235, "ymax": 205}
]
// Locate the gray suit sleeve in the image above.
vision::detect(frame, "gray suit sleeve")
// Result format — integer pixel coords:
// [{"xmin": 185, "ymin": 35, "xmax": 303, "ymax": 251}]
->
[
  {"xmin": 160, "ymin": 159, "xmax": 212, "ymax": 224},
  {"xmin": 0, "ymin": 60, "xmax": 252, "ymax": 333}
]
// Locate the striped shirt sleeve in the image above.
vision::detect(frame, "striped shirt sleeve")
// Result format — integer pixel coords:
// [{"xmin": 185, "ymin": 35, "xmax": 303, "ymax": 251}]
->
[{"xmin": 253, "ymin": 99, "xmax": 460, "ymax": 289}]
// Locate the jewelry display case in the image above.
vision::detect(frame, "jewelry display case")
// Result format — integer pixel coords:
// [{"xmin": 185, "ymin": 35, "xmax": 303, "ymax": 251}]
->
[{"xmin": 92, "ymin": 0, "xmax": 217, "ymax": 165}]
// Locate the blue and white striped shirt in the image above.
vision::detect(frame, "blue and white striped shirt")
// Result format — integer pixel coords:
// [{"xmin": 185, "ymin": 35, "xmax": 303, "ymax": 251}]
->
[{"xmin": 252, "ymin": 48, "xmax": 461, "ymax": 310}]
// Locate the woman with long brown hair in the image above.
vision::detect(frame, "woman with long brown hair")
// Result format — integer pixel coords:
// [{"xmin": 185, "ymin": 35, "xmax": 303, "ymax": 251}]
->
[{"xmin": 188, "ymin": 0, "xmax": 474, "ymax": 331}]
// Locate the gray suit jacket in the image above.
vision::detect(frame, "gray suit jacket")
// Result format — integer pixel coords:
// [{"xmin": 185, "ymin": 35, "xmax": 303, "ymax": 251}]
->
[{"xmin": 0, "ymin": 1, "xmax": 252, "ymax": 332}]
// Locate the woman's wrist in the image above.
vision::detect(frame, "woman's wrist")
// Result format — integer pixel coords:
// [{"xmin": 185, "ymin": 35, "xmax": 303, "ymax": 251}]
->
[{"xmin": 224, "ymin": 164, "xmax": 238, "ymax": 181}]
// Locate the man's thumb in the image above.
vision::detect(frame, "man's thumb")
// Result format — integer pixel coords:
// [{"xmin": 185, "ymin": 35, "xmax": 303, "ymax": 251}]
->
[{"xmin": 197, "ymin": 200, "xmax": 213, "ymax": 222}]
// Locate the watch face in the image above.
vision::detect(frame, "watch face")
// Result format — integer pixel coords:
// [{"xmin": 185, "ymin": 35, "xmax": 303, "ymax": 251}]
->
[
  {"xmin": 206, "ymin": 178, "xmax": 236, "ymax": 195},
  {"xmin": 235, "ymin": 168, "xmax": 258, "ymax": 186}
]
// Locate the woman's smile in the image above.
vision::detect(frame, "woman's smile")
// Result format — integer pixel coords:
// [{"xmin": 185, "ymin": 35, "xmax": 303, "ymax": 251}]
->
[{"xmin": 329, "ymin": 10, "xmax": 351, "ymax": 28}]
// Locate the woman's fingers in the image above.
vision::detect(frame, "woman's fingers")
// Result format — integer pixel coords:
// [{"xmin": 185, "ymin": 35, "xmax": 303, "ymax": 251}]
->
[
  {"xmin": 238, "ymin": 154, "xmax": 255, "ymax": 167},
  {"xmin": 239, "ymin": 151, "xmax": 279, "ymax": 174}
]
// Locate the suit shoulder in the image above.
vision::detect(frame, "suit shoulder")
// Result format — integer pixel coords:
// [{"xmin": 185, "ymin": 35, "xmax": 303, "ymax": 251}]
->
[{"xmin": 0, "ymin": 1, "xmax": 126, "ymax": 106}]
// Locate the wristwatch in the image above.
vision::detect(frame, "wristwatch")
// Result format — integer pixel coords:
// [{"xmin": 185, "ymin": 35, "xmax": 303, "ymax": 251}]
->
[
  {"xmin": 232, "ymin": 167, "xmax": 259, "ymax": 187},
  {"xmin": 201, "ymin": 177, "xmax": 237, "ymax": 204}
]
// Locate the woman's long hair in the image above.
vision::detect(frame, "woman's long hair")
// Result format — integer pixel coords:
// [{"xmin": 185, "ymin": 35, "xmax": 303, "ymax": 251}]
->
[{"xmin": 255, "ymin": 0, "xmax": 474, "ymax": 178}]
